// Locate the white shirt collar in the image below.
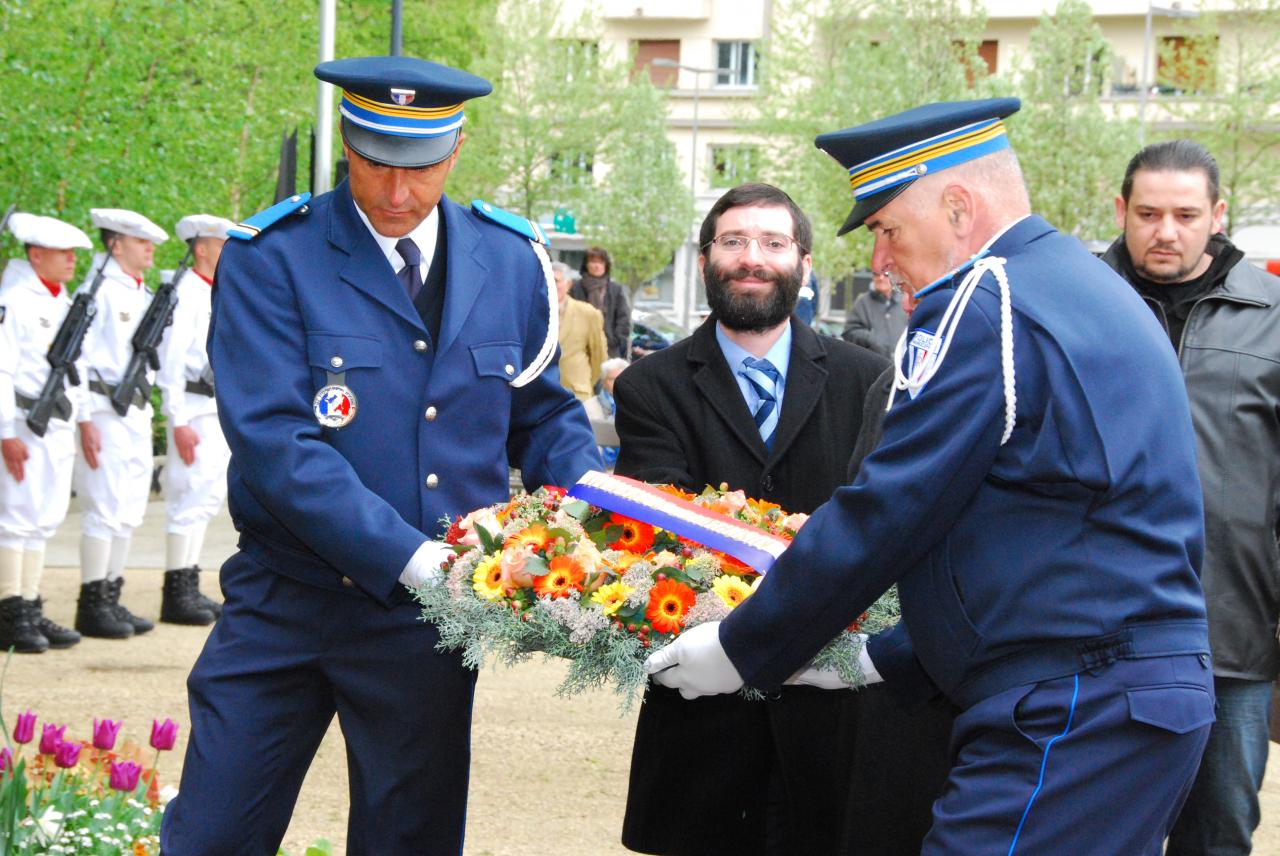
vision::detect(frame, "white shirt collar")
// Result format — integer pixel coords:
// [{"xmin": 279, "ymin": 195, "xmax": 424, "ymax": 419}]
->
[{"xmin": 352, "ymin": 203, "xmax": 440, "ymax": 285}]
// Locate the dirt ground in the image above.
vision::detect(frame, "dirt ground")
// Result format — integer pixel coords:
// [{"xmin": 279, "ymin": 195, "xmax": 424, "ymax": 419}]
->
[{"xmin": 11, "ymin": 501, "xmax": 1280, "ymax": 855}]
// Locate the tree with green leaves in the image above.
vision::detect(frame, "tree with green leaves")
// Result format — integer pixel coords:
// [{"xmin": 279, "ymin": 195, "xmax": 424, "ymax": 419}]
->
[
  {"xmin": 1009, "ymin": 0, "xmax": 1139, "ymax": 240},
  {"xmin": 753, "ymin": 0, "xmax": 994, "ymax": 300},
  {"xmin": 1155, "ymin": 0, "xmax": 1280, "ymax": 233},
  {"xmin": 579, "ymin": 76, "xmax": 693, "ymax": 299}
]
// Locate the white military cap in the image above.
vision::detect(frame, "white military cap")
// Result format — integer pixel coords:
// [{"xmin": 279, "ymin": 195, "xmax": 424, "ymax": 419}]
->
[
  {"xmin": 175, "ymin": 214, "xmax": 236, "ymax": 242},
  {"xmin": 89, "ymin": 208, "xmax": 168, "ymax": 243},
  {"xmin": 8, "ymin": 212, "xmax": 93, "ymax": 250}
]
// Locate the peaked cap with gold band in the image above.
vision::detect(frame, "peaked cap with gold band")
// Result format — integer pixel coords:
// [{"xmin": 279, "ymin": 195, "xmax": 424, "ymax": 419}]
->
[
  {"xmin": 315, "ymin": 56, "xmax": 493, "ymax": 169},
  {"xmin": 816, "ymin": 97, "xmax": 1021, "ymax": 236}
]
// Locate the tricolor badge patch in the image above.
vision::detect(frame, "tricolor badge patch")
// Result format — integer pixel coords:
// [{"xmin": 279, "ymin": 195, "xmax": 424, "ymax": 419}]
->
[
  {"xmin": 906, "ymin": 329, "xmax": 941, "ymax": 398},
  {"xmin": 390, "ymin": 88, "xmax": 416, "ymax": 106}
]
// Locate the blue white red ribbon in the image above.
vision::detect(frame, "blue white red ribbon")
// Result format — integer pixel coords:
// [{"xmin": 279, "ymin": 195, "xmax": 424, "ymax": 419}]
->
[{"xmin": 567, "ymin": 471, "xmax": 789, "ymax": 574}]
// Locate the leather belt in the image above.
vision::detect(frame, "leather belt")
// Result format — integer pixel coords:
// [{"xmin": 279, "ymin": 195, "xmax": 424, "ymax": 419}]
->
[
  {"xmin": 185, "ymin": 378, "xmax": 215, "ymax": 398},
  {"xmin": 88, "ymin": 379, "xmax": 146, "ymax": 409},
  {"xmin": 15, "ymin": 391, "xmax": 72, "ymax": 423}
]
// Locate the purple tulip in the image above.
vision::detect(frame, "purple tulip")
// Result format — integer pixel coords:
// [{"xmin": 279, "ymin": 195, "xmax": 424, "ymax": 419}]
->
[
  {"xmin": 12, "ymin": 710, "xmax": 36, "ymax": 745},
  {"xmin": 108, "ymin": 759, "xmax": 143, "ymax": 792},
  {"xmin": 53, "ymin": 741, "xmax": 82, "ymax": 769},
  {"xmin": 0, "ymin": 747, "xmax": 13, "ymax": 773},
  {"xmin": 150, "ymin": 718, "xmax": 178, "ymax": 751},
  {"xmin": 92, "ymin": 718, "xmax": 122, "ymax": 751},
  {"xmin": 38, "ymin": 723, "xmax": 65, "ymax": 755}
]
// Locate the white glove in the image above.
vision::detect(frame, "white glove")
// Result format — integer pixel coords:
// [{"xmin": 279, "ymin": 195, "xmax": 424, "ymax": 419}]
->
[
  {"xmin": 644, "ymin": 621, "xmax": 745, "ymax": 700},
  {"xmin": 398, "ymin": 540, "xmax": 454, "ymax": 588},
  {"xmin": 784, "ymin": 633, "xmax": 883, "ymax": 690}
]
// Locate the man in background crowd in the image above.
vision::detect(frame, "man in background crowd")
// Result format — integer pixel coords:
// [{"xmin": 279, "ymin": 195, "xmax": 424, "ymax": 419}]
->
[
  {"xmin": 841, "ymin": 269, "xmax": 908, "ymax": 358},
  {"xmin": 1103, "ymin": 138, "xmax": 1280, "ymax": 856},
  {"xmin": 572, "ymin": 245, "xmax": 631, "ymax": 358},
  {"xmin": 553, "ymin": 260, "xmax": 608, "ymax": 402}
]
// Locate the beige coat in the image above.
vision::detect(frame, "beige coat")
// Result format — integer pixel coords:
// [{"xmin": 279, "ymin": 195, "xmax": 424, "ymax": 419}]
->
[{"xmin": 557, "ymin": 297, "xmax": 608, "ymax": 401}]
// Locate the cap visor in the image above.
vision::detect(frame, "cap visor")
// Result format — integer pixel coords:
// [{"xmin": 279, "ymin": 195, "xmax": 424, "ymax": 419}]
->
[
  {"xmin": 342, "ymin": 118, "xmax": 459, "ymax": 168},
  {"xmin": 836, "ymin": 183, "xmax": 913, "ymax": 236}
]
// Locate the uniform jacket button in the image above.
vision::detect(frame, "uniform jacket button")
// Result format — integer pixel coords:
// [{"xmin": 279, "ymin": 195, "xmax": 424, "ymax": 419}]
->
[
  {"xmin": 330, "ymin": 356, "xmax": 344, "ymax": 368},
  {"xmin": 425, "ymin": 406, "xmax": 438, "ymax": 422},
  {"xmin": 413, "ymin": 339, "xmax": 428, "ymax": 352},
  {"xmin": 426, "ymin": 473, "xmax": 439, "ymax": 489},
  {"xmin": 761, "ymin": 474, "xmax": 774, "ymax": 493},
  {"xmin": 341, "ymin": 576, "xmax": 355, "ymax": 587},
  {"xmin": 504, "ymin": 364, "xmax": 515, "ymax": 376}
]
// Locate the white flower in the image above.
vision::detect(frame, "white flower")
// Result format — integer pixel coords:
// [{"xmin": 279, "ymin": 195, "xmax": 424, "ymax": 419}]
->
[{"xmin": 32, "ymin": 807, "xmax": 64, "ymax": 845}]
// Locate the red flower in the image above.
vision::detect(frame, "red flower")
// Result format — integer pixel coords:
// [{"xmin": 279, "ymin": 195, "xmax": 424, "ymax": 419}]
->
[
  {"xmin": 608, "ymin": 514, "xmax": 655, "ymax": 553},
  {"xmin": 646, "ymin": 579, "xmax": 697, "ymax": 634},
  {"xmin": 444, "ymin": 516, "xmax": 467, "ymax": 545},
  {"xmin": 533, "ymin": 555, "xmax": 586, "ymax": 599}
]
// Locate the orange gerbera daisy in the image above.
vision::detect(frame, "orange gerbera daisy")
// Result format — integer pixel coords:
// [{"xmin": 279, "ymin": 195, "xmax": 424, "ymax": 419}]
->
[
  {"xmin": 609, "ymin": 514, "xmax": 656, "ymax": 553},
  {"xmin": 533, "ymin": 555, "xmax": 586, "ymax": 599},
  {"xmin": 658, "ymin": 484, "xmax": 697, "ymax": 502},
  {"xmin": 646, "ymin": 578, "xmax": 697, "ymax": 634},
  {"xmin": 505, "ymin": 523, "xmax": 553, "ymax": 552}
]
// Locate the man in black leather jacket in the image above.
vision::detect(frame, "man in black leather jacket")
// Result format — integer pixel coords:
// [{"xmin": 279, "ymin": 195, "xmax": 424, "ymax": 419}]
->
[{"xmin": 1104, "ymin": 139, "xmax": 1280, "ymax": 856}]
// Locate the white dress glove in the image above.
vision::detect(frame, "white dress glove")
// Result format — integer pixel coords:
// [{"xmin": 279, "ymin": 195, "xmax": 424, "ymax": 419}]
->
[
  {"xmin": 644, "ymin": 621, "xmax": 745, "ymax": 700},
  {"xmin": 398, "ymin": 540, "xmax": 454, "ymax": 588},
  {"xmin": 784, "ymin": 633, "xmax": 883, "ymax": 690}
]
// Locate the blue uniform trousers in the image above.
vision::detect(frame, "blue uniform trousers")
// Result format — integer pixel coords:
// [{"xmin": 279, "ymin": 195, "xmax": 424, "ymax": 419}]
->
[
  {"xmin": 160, "ymin": 551, "xmax": 478, "ymax": 855},
  {"xmin": 924, "ymin": 654, "xmax": 1214, "ymax": 855}
]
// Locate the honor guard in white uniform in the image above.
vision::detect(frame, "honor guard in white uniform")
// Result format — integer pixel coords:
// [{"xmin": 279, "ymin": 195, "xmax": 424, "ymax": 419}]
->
[
  {"xmin": 0, "ymin": 213, "xmax": 92, "ymax": 653},
  {"xmin": 73, "ymin": 208, "xmax": 167, "ymax": 639},
  {"xmin": 155, "ymin": 214, "xmax": 234, "ymax": 625}
]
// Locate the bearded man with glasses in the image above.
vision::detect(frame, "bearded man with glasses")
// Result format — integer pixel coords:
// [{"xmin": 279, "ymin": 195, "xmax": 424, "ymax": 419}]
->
[{"xmin": 614, "ymin": 182, "xmax": 953, "ymax": 855}]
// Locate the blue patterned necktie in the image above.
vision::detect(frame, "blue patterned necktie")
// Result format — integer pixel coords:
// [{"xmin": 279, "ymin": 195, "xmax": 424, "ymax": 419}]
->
[
  {"xmin": 740, "ymin": 356, "xmax": 781, "ymax": 449},
  {"xmin": 396, "ymin": 237, "xmax": 422, "ymax": 300}
]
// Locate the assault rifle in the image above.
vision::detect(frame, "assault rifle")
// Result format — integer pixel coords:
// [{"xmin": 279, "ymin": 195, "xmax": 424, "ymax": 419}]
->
[
  {"xmin": 26, "ymin": 237, "xmax": 116, "ymax": 437},
  {"xmin": 110, "ymin": 245, "xmax": 193, "ymax": 416}
]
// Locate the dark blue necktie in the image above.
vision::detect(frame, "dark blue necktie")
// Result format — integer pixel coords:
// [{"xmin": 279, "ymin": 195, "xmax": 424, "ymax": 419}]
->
[
  {"xmin": 740, "ymin": 357, "xmax": 781, "ymax": 449},
  {"xmin": 396, "ymin": 237, "xmax": 422, "ymax": 300}
]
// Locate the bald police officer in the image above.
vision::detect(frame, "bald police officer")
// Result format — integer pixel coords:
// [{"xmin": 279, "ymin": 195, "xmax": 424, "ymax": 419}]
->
[
  {"xmin": 74, "ymin": 208, "xmax": 168, "ymax": 640},
  {"xmin": 0, "ymin": 213, "xmax": 92, "ymax": 653},
  {"xmin": 647, "ymin": 99, "xmax": 1214, "ymax": 855},
  {"xmin": 155, "ymin": 214, "xmax": 235, "ymax": 626},
  {"xmin": 160, "ymin": 56, "xmax": 600, "ymax": 855}
]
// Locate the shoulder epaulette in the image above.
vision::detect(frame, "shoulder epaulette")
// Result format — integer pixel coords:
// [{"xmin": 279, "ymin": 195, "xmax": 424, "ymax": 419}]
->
[
  {"xmin": 227, "ymin": 193, "xmax": 312, "ymax": 241},
  {"xmin": 470, "ymin": 199, "xmax": 549, "ymax": 246}
]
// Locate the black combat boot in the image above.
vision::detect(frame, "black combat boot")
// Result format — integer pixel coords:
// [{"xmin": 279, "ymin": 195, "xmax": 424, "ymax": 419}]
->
[
  {"xmin": 160, "ymin": 569, "xmax": 215, "ymax": 626},
  {"xmin": 0, "ymin": 595, "xmax": 48, "ymax": 653},
  {"xmin": 106, "ymin": 577, "xmax": 154, "ymax": 635},
  {"xmin": 75, "ymin": 580, "xmax": 134, "ymax": 639},
  {"xmin": 28, "ymin": 598, "xmax": 80, "ymax": 648},
  {"xmin": 189, "ymin": 566, "xmax": 222, "ymax": 618}
]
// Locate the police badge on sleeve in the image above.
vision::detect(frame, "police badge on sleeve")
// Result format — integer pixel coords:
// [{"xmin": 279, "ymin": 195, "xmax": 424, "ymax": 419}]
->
[
  {"xmin": 906, "ymin": 328, "xmax": 942, "ymax": 398},
  {"xmin": 313, "ymin": 384, "xmax": 357, "ymax": 428}
]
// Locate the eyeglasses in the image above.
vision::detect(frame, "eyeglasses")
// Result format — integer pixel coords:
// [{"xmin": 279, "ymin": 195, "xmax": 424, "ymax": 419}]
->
[{"xmin": 705, "ymin": 233, "xmax": 803, "ymax": 255}]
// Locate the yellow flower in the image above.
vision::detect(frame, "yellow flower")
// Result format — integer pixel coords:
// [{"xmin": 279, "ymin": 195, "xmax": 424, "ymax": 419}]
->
[
  {"xmin": 711, "ymin": 575, "xmax": 754, "ymax": 609},
  {"xmin": 591, "ymin": 581, "xmax": 634, "ymax": 616},
  {"xmin": 471, "ymin": 555, "xmax": 505, "ymax": 601}
]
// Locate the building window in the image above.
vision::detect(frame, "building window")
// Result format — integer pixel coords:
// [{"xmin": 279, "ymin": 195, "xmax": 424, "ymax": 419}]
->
[
  {"xmin": 634, "ymin": 39, "xmax": 680, "ymax": 86},
  {"xmin": 710, "ymin": 144, "xmax": 759, "ymax": 188},
  {"xmin": 557, "ymin": 39, "xmax": 598, "ymax": 83},
  {"xmin": 715, "ymin": 41, "xmax": 757, "ymax": 87},
  {"xmin": 551, "ymin": 151, "xmax": 594, "ymax": 186}
]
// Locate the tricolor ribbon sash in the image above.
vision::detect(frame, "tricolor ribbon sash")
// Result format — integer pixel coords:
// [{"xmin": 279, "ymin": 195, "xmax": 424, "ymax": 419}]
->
[{"xmin": 567, "ymin": 471, "xmax": 789, "ymax": 574}]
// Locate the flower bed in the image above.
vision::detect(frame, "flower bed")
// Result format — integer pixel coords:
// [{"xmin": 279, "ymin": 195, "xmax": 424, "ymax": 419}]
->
[{"xmin": 416, "ymin": 474, "xmax": 899, "ymax": 704}]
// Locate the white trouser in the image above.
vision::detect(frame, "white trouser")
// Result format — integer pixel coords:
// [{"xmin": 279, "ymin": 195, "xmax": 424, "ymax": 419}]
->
[
  {"xmin": 163, "ymin": 410, "xmax": 230, "ymax": 533},
  {"xmin": 0, "ymin": 418, "xmax": 76, "ymax": 550},
  {"xmin": 74, "ymin": 408, "xmax": 153, "ymax": 539}
]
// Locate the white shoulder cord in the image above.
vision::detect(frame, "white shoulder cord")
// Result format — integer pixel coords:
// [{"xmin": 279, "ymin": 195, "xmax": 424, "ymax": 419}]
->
[
  {"xmin": 509, "ymin": 240, "xmax": 558, "ymax": 388},
  {"xmin": 886, "ymin": 256, "xmax": 1017, "ymax": 446}
]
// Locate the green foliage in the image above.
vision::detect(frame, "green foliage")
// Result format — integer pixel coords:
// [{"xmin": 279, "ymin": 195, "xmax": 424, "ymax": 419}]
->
[
  {"xmin": 1154, "ymin": 0, "xmax": 1280, "ymax": 233},
  {"xmin": 1010, "ymin": 0, "xmax": 1139, "ymax": 239},
  {"xmin": 753, "ymin": 0, "xmax": 994, "ymax": 284}
]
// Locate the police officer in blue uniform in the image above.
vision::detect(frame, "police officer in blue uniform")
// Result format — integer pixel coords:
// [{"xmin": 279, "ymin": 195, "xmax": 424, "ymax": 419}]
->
[
  {"xmin": 646, "ymin": 99, "xmax": 1215, "ymax": 855},
  {"xmin": 160, "ymin": 56, "xmax": 600, "ymax": 855}
]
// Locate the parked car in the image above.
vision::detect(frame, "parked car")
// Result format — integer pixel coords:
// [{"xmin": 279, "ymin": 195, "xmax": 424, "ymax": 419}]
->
[{"xmin": 630, "ymin": 309, "xmax": 689, "ymax": 358}]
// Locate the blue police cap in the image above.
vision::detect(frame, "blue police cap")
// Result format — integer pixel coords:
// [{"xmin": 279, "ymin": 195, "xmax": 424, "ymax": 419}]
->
[
  {"xmin": 315, "ymin": 56, "xmax": 493, "ymax": 168},
  {"xmin": 816, "ymin": 97, "xmax": 1021, "ymax": 236}
]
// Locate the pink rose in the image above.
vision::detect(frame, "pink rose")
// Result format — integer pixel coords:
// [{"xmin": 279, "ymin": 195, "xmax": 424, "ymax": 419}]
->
[
  {"xmin": 782, "ymin": 513, "xmax": 809, "ymax": 532},
  {"xmin": 652, "ymin": 550, "xmax": 682, "ymax": 569},
  {"xmin": 458, "ymin": 510, "xmax": 501, "ymax": 548},
  {"xmin": 711, "ymin": 490, "xmax": 748, "ymax": 515},
  {"xmin": 500, "ymin": 544, "xmax": 536, "ymax": 590}
]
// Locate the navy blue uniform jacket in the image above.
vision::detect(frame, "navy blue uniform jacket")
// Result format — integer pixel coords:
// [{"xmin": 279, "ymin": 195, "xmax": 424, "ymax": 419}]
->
[
  {"xmin": 722, "ymin": 215, "xmax": 1210, "ymax": 704},
  {"xmin": 210, "ymin": 182, "xmax": 600, "ymax": 606}
]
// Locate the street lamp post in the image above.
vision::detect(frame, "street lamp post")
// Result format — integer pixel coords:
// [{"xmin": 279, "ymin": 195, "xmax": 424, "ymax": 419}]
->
[
  {"xmin": 651, "ymin": 57, "xmax": 718, "ymax": 329},
  {"xmin": 1138, "ymin": 2, "xmax": 1200, "ymax": 147}
]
